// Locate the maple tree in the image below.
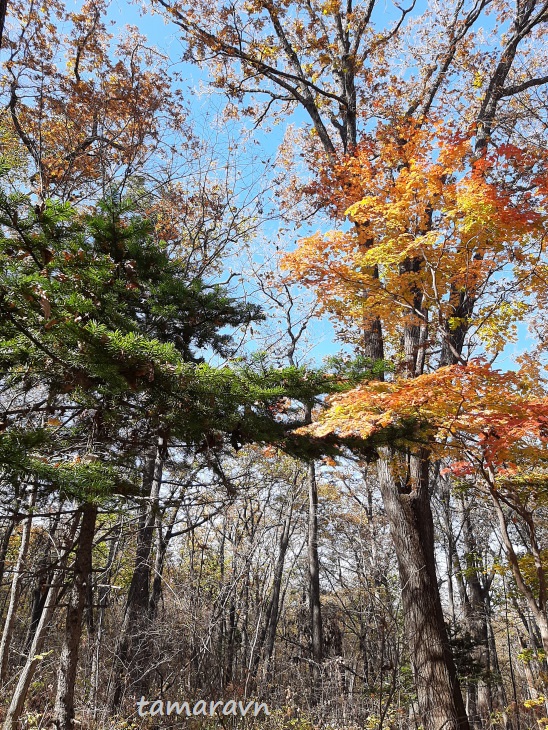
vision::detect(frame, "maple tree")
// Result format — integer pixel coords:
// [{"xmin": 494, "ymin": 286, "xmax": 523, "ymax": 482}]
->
[
  {"xmin": 280, "ymin": 110, "xmax": 548, "ymax": 730},
  {"xmin": 282, "ymin": 124, "xmax": 548, "ymax": 369},
  {"xmin": 150, "ymin": 0, "xmax": 548, "ymax": 727},
  {"xmin": 302, "ymin": 360, "xmax": 548, "ymax": 652}
]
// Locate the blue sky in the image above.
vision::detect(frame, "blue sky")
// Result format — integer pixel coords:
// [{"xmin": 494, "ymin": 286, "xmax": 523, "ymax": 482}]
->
[{"xmin": 100, "ymin": 0, "xmax": 537, "ymax": 373}]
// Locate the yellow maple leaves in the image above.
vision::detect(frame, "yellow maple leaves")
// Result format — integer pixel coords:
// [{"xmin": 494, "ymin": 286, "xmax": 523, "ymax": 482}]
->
[{"xmin": 281, "ymin": 123, "xmax": 548, "ymax": 351}]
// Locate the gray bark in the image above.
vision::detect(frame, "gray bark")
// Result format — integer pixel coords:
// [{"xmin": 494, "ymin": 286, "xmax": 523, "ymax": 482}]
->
[
  {"xmin": 109, "ymin": 436, "xmax": 164, "ymax": 709},
  {"xmin": 3, "ymin": 517, "xmax": 79, "ymax": 730},
  {"xmin": 260, "ymin": 504, "xmax": 293, "ymax": 668},
  {"xmin": 90, "ymin": 522, "xmax": 121, "ymax": 717},
  {"xmin": 0, "ymin": 488, "xmax": 21, "ymax": 592},
  {"xmin": 308, "ymin": 459, "xmax": 323, "ymax": 701},
  {"xmin": 377, "ymin": 449, "xmax": 470, "ymax": 730}
]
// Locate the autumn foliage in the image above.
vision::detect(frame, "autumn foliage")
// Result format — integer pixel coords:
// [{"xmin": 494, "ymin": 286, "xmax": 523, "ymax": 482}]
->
[
  {"xmin": 282, "ymin": 124, "xmax": 548, "ymax": 356},
  {"xmin": 3, "ymin": 0, "xmax": 185, "ymax": 201},
  {"xmin": 1, "ymin": 1, "xmax": 548, "ymax": 729},
  {"xmin": 301, "ymin": 360, "xmax": 548, "ymax": 470}
]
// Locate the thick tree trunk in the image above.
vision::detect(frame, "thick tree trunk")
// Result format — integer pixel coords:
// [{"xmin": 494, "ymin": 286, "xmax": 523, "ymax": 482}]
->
[
  {"xmin": 53, "ymin": 502, "xmax": 97, "ymax": 730},
  {"xmin": 0, "ymin": 0, "xmax": 7, "ymax": 50},
  {"xmin": 363, "ymin": 317, "xmax": 385, "ymax": 368},
  {"xmin": 377, "ymin": 448, "xmax": 470, "ymax": 730},
  {"xmin": 0, "ymin": 487, "xmax": 35, "ymax": 682}
]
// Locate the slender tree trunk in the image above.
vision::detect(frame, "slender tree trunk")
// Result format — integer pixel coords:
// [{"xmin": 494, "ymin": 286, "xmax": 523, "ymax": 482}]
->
[
  {"xmin": 3, "ymin": 516, "xmax": 79, "ymax": 730},
  {"xmin": 3, "ymin": 575, "xmax": 63, "ymax": 730},
  {"xmin": 0, "ymin": 486, "xmax": 35, "ymax": 683},
  {"xmin": 23, "ymin": 553, "xmax": 49, "ymax": 655},
  {"xmin": 441, "ymin": 486, "xmax": 456, "ymax": 626},
  {"xmin": 0, "ymin": 489, "xmax": 21, "ymax": 592},
  {"xmin": 225, "ymin": 594, "xmax": 237, "ymax": 686},
  {"xmin": 53, "ymin": 502, "xmax": 97, "ymax": 730},
  {"xmin": 217, "ymin": 525, "xmax": 226, "ymax": 682},
  {"xmin": 90, "ymin": 522, "xmax": 121, "ymax": 717},
  {"xmin": 23, "ymin": 509, "xmax": 63, "ymax": 654},
  {"xmin": 308, "ymin": 458, "xmax": 323, "ymax": 702},
  {"xmin": 0, "ymin": 521, "xmax": 15, "ymax": 594},
  {"xmin": 489, "ymin": 485, "xmax": 548, "ymax": 658},
  {"xmin": 377, "ymin": 448, "xmax": 470, "ymax": 730},
  {"xmin": 148, "ymin": 491, "xmax": 186, "ymax": 622},
  {"xmin": 241, "ymin": 563, "xmax": 250, "ymax": 675},
  {"xmin": 251, "ymin": 499, "xmax": 294, "ymax": 681},
  {"xmin": 109, "ymin": 437, "xmax": 164, "ymax": 709},
  {"xmin": 264, "ymin": 505, "xmax": 293, "ymax": 666},
  {"xmin": 461, "ymin": 509, "xmax": 493, "ymax": 729}
]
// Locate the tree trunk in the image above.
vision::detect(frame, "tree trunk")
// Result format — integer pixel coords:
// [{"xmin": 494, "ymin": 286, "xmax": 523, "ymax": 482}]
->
[
  {"xmin": 23, "ymin": 509, "xmax": 63, "ymax": 654},
  {"xmin": 308, "ymin": 458, "xmax": 323, "ymax": 702},
  {"xmin": 0, "ymin": 489, "xmax": 21, "ymax": 592},
  {"xmin": 0, "ymin": 486, "xmax": 35, "ymax": 683},
  {"xmin": 377, "ymin": 448, "xmax": 470, "ymax": 730},
  {"xmin": 489, "ymin": 486, "xmax": 548, "ymax": 658},
  {"xmin": 109, "ymin": 437, "xmax": 164, "ymax": 709},
  {"xmin": 148, "ymin": 492, "xmax": 185, "ymax": 622},
  {"xmin": 90, "ymin": 522, "xmax": 121, "ymax": 717},
  {"xmin": 0, "ymin": 0, "xmax": 7, "ymax": 50},
  {"xmin": 263, "ymin": 504, "xmax": 293, "ymax": 667},
  {"xmin": 3, "ymin": 516, "xmax": 79, "ymax": 730},
  {"xmin": 3, "ymin": 574, "xmax": 63, "ymax": 730},
  {"xmin": 225, "ymin": 594, "xmax": 237, "ymax": 686},
  {"xmin": 461, "ymin": 509, "xmax": 493, "ymax": 729},
  {"xmin": 53, "ymin": 502, "xmax": 97, "ymax": 730}
]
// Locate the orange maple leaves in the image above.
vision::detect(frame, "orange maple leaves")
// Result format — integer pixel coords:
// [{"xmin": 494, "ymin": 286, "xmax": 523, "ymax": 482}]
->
[
  {"xmin": 300, "ymin": 361, "xmax": 548, "ymax": 472},
  {"xmin": 281, "ymin": 124, "xmax": 548, "ymax": 349}
]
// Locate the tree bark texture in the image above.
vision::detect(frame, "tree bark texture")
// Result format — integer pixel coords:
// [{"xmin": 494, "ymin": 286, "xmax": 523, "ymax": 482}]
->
[
  {"xmin": 308, "ymin": 459, "xmax": 323, "ymax": 701},
  {"xmin": 0, "ymin": 490, "xmax": 21, "ymax": 592},
  {"xmin": 377, "ymin": 448, "xmax": 470, "ymax": 730},
  {"xmin": 3, "ymin": 516, "xmax": 79, "ymax": 730},
  {"xmin": 461, "ymin": 511, "xmax": 493, "ymax": 729},
  {"xmin": 0, "ymin": 0, "xmax": 7, "ymax": 51},
  {"xmin": 254, "ymin": 502, "xmax": 293, "ymax": 672}
]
